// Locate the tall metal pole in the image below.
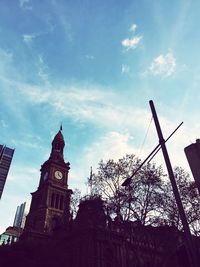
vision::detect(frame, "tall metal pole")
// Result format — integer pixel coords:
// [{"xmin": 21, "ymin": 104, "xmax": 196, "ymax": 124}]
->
[{"xmin": 149, "ymin": 100, "xmax": 198, "ymax": 267}]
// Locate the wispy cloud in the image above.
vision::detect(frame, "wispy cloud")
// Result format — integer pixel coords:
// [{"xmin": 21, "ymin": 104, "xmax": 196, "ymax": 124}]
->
[
  {"xmin": 69, "ymin": 131, "xmax": 136, "ymax": 192},
  {"xmin": 121, "ymin": 64, "xmax": 130, "ymax": 74},
  {"xmin": 149, "ymin": 51, "xmax": 176, "ymax": 77},
  {"xmin": 8, "ymin": 165, "xmax": 38, "ymax": 182},
  {"xmin": 84, "ymin": 131, "xmax": 134, "ymax": 164},
  {"xmin": 19, "ymin": 0, "xmax": 32, "ymax": 10},
  {"xmin": 0, "ymin": 48, "xmax": 14, "ymax": 80},
  {"xmin": 54, "ymin": 10, "xmax": 73, "ymax": 42},
  {"xmin": 22, "ymin": 18, "xmax": 55, "ymax": 46},
  {"xmin": 45, "ymin": 14, "xmax": 56, "ymax": 33},
  {"xmin": 0, "ymin": 49, "xmax": 13, "ymax": 61},
  {"xmin": 121, "ymin": 36, "xmax": 142, "ymax": 50},
  {"xmin": 37, "ymin": 55, "xmax": 49, "ymax": 83},
  {"xmin": 129, "ymin": 24, "xmax": 137, "ymax": 32},
  {"xmin": 11, "ymin": 139, "xmax": 42, "ymax": 150},
  {"xmin": 85, "ymin": 55, "xmax": 95, "ymax": 60},
  {"xmin": 17, "ymin": 84, "xmax": 151, "ymax": 132},
  {"xmin": 22, "ymin": 32, "xmax": 48, "ymax": 45},
  {"xmin": 19, "ymin": 0, "xmax": 29, "ymax": 7},
  {"xmin": 23, "ymin": 34, "xmax": 35, "ymax": 44},
  {"xmin": 122, "ymin": 22, "xmax": 142, "ymax": 50},
  {"xmin": 0, "ymin": 48, "xmax": 193, "ymax": 176},
  {"xmin": 0, "ymin": 120, "xmax": 8, "ymax": 128}
]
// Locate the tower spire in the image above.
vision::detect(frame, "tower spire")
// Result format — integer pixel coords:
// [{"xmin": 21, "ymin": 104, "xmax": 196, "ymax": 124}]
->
[
  {"xmin": 49, "ymin": 127, "xmax": 65, "ymax": 161},
  {"xmin": 60, "ymin": 123, "xmax": 63, "ymax": 131}
]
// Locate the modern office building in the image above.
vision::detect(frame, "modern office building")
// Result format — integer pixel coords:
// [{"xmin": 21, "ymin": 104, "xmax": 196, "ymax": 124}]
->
[
  {"xmin": 184, "ymin": 139, "xmax": 200, "ymax": 195},
  {"xmin": 13, "ymin": 202, "xmax": 27, "ymax": 229},
  {"xmin": 0, "ymin": 144, "xmax": 15, "ymax": 199},
  {"xmin": 0, "ymin": 203, "xmax": 27, "ymax": 245}
]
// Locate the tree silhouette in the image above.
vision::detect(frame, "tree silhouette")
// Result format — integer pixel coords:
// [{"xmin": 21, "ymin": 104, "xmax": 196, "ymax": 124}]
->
[
  {"xmin": 87, "ymin": 154, "xmax": 164, "ymax": 224},
  {"xmin": 87, "ymin": 154, "xmax": 200, "ymax": 234},
  {"xmin": 70, "ymin": 188, "xmax": 81, "ymax": 218},
  {"xmin": 159, "ymin": 166, "xmax": 200, "ymax": 235}
]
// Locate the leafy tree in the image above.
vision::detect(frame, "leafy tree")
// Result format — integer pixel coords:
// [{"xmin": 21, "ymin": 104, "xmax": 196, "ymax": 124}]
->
[
  {"xmin": 70, "ymin": 188, "xmax": 82, "ymax": 218},
  {"xmin": 87, "ymin": 155, "xmax": 200, "ymax": 235},
  {"xmin": 159, "ymin": 167, "xmax": 200, "ymax": 235},
  {"xmin": 126, "ymin": 162, "xmax": 164, "ymax": 225},
  {"xmin": 88, "ymin": 154, "xmax": 165, "ymax": 224},
  {"xmin": 88, "ymin": 154, "xmax": 140, "ymax": 220}
]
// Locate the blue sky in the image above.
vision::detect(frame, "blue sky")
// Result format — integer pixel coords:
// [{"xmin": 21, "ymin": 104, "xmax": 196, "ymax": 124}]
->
[{"xmin": 1, "ymin": 0, "xmax": 200, "ymax": 232}]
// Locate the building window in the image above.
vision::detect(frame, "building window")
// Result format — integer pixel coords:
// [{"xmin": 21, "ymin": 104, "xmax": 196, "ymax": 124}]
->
[
  {"xmin": 59, "ymin": 195, "xmax": 64, "ymax": 210},
  {"xmin": 51, "ymin": 193, "xmax": 64, "ymax": 210},
  {"xmin": 55, "ymin": 194, "xmax": 59, "ymax": 209},
  {"xmin": 55, "ymin": 143, "xmax": 61, "ymax": 151},
  {"xmin": 51, "ymin": 193, "xmax": 55, "ymax": 208}
]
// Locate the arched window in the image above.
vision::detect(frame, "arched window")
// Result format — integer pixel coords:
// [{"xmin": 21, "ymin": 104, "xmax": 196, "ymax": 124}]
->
[
  {"xmin": 59, "ymin": 195, "xmax": 64, "ymax": 210},
  {"xmin": 52, "ymin": 216, "xmax": 60, "ymax": 231},
  {"xmin": 51, "ymin": 193, "xmax": 55, "ymax": 207},
  {"xmin": 55, "ymin": 194, "xmax": 59, "ymax": 209},
  {"xmin": 55, "ymin": 143, "xmax": 61, "ymax": 151}
]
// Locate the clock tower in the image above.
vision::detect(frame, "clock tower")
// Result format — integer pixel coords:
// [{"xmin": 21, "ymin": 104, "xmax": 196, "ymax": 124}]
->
[{"xmin": 23, "ymin": 127, "xmax": 72, "ymax": 239}]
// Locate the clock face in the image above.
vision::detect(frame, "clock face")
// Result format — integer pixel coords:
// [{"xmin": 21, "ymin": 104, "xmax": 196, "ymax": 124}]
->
[{"xmin": 54, "ymin": 170, "xmax": 63, "ymax": 180}]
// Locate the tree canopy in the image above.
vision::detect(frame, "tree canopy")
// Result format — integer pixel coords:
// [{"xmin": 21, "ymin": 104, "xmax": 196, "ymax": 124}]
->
[{"xmin": 87, "ymin": 154, "xmax": 200, "ymax": 235}]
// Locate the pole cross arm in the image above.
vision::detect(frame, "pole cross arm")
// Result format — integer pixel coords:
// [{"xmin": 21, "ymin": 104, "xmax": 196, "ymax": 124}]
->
[{"xmin": 122, "ymin": 121, "xmax": 183, "ymax": 187}]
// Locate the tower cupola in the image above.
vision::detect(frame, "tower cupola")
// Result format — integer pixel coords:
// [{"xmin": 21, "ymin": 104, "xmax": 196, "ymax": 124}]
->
[{"xmin": 49, "ymin": 126, "xmax": 65, "ymax": 161}]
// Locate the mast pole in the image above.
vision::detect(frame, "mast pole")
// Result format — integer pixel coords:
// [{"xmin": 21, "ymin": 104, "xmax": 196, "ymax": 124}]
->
[{"xmin": 149, "ymin": 100, "xmax": 198, "ymax": 267}]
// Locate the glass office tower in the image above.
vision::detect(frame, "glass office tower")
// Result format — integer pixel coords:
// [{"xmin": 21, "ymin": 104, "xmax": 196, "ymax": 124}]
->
[{"xmin": 0, "ymin": 144, "xmax": 15, "ymax": 199}]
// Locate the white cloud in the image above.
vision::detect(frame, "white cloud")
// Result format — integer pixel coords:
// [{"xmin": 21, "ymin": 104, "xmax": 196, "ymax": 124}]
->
[
  {"xmin": 0, "ymin": 72, "xmax": 194, "ymax": 176},
  {"xmin": 85, "ymin": 55, "xmax": 95, "ymax": 60},
  {"xmin": 57, "ymin": 14, "xmax": 73, "ymax": 42},
  {"xmin": 122, "ymin": 23, "xmax": 142, "ymax": 51},
  {"xmin": 37, "ymin": 55, "xmax": 49, "ymax": 83},
  {"xmin": 0, "ymin": 120, "xmax": 8, "ymax": 128},
  {"xmin": 19, "ymin": 0, "xmax": 32, "ymax": 10},
  {"xmin": 45, "ymin": 15, "xmax": 55, "ymax": 33},
  {"xmin": 149, "ymin": 52, "xmax": 176, "ymax": 77},
  {"xmin": 23, "ymin": 34, "xmax": 35, "ymax": 44},
  {"xmin": 0, "ymin": 49, "xmax": 13, "ymax": 61},
  {"xmin": 84, "ymin": 131, "xmax": 134, "ymax": 164},
  {"xmin": 129, "ymin": 24, "xmax": 137, "ymax": 32},
  {"xmin": 121, "ymin": 36, "xmax": 142, "ymax": 50},
  {"xmin": 23, "ymin": 28, "xmax": 54, "ymax": 46},
  {"xmin": 11, "ymin": 139, "xmax": 42, "ymax": 150},
  {"xmin": 17, "ymin": 84, "xmax": 151, "ymax": 132},
  {"xmin": 0, "ymin": 48, "xmax": 14, "ymax": 79},
  {"xmin": 8, "ymin": 165, "xmax": 38, "ymax": 182},
  {"xmin": 68, "ymin": 131, "xmax": 136, "ymax": 193},
  {"xmin": 121, "ymin": 64, "xmax": 130, "ymax": 74},
  {"xmin": 19, "ymin": 0, "xmax": 29, "ymax": 7}
]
